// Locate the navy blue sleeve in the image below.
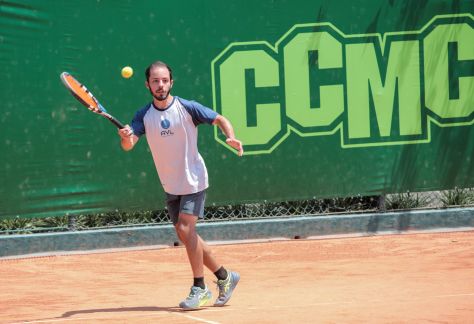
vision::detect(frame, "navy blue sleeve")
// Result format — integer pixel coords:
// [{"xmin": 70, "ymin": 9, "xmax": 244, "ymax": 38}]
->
[
  {"xmin": 130, "ymin": 104, "xmax": 151, "ymax": 136},
  {"xmin": 177, "ymin": 97, "xmax": 218, "ymax": 126}
]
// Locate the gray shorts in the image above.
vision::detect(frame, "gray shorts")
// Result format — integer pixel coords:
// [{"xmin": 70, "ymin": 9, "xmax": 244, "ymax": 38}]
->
[{"xmin": 165, "ymin": 190, "xmax": 206, "ymax": 225}]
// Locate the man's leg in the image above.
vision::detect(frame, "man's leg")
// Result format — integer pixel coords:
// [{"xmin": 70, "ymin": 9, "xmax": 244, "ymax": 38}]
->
[
  {"xmin": 175, "ymin": 213, "xmax": 239, "ymax": 307},
  {"xmin": 175, "ymin": 213, "xmax": 212, "ymax": 309},
  {"xmin": 176, "ymin": 214, "xmax": 228, "ymax": 271},
  {"xmin": 175, "ymin": 213, "xmax": 204, "ymax": 278},
  {"xmin": 199, "ymin": 235, "xmax": 220, "ymax": 272},
  {"xmin": 173, "ymin": 190, "xmax": 240, "ymax": 308},
  {"xmin": 197, "ymin": 235, "xmax": 240, "ymax": 306},
  {"xmin": 175, "ymin": 219, "xmax": 224, "ymax": 273}
]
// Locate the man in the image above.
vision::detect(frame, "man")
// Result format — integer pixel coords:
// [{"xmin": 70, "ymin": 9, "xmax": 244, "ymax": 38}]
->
[{"xmin": 118, "ymin": 61, "xmax": 243, "ymax": 310}]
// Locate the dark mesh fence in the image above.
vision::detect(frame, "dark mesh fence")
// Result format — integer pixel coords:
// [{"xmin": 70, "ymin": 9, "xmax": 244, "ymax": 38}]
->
[{"xmin": 2, "ymin": 188, "xmax": 473, "ymax": 235}]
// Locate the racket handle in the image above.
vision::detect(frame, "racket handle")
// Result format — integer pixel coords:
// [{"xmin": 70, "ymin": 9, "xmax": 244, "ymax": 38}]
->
[
  {"xmin": 101, "ymin": 111, "xmax": 125, "ymax": 129},
  {"xmin": 108, "ymin": 116, "xmax": 125, "ymax": 129}
]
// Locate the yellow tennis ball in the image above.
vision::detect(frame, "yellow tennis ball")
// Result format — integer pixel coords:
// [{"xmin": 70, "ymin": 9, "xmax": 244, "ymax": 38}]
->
[{"xmin": 121, "ymin": 66, "xmax": 133, "ymax": 78}]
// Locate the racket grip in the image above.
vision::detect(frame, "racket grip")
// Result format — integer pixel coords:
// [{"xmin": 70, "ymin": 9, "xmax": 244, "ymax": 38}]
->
[
  {"xmin": 109, "ymin": 117, "xmax": 125, "ymax": 129},
  {"xmin": 101, "ymin": 111, "xmax": 125, "ymax": 129}
]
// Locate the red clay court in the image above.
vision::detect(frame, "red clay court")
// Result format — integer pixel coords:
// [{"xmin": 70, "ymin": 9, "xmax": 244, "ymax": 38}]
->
[{"xmin": 1, "ymin": 230, "xmax": 473, "ymax": 323}]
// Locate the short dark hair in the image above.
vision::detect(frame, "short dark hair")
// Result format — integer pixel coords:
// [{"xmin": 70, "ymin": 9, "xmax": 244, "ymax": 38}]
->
[{"xmin": 145, "ymin": 61, "xmax": 173, "ymax": 81}]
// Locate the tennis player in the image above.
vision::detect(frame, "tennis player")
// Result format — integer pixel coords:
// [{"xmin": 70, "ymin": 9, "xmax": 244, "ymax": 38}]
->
[{"xmin": 118, "ymin": 61, "xmax": 242, "ymax": 310}]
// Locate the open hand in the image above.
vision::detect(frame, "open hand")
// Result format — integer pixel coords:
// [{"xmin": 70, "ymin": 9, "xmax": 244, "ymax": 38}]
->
[{"xmin": 226, "ymin": 138, "xmax": 244, "ymax": 156}]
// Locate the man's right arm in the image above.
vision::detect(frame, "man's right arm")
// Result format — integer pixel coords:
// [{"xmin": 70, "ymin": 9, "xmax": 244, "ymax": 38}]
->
[{"xmin": 118, "ymin": 125, "xmax": 139, "ymax": 151}]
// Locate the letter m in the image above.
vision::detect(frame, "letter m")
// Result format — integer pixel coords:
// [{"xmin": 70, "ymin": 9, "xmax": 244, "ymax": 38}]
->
[{"xmin": 344, "ymin": 37, "xmax": 423, "ymax": 146}]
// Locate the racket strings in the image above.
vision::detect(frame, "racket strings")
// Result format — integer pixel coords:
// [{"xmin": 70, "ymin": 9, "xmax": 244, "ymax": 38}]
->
[
  {"xmin": 62, "ymin": 73, "xmax": 101, "ymax": 112},
  {"xmin": 80, "ymin": 85, "xmax": 101, "ymax": 113},
  {"xmin": 60, "ymin": 71, "xmax": 124, "ymax": 129}
]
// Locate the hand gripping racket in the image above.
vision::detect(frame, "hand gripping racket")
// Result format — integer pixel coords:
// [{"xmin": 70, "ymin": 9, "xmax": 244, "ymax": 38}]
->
[{"xmin": 60, "ymin": 72, "xmax": 125, "ymax": 129}]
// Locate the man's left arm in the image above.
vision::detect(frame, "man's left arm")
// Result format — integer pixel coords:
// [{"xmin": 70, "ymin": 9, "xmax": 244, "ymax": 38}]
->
[{"xmin": 213, "ymin": 115, "xmax": 244, "ymax": 156}]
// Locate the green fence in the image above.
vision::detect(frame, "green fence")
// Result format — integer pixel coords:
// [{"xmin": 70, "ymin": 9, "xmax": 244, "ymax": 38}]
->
[{"xmin": 0, "ymin": 0, "xmax": 473, "ymax": 220}]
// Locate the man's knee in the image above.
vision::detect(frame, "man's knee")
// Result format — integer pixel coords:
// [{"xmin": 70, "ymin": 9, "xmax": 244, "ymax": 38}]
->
[
  {"xmin": 174, "ymin": 225, "xmax": 186, "ymax": 243},
  {"xmin": 175, "ymin": 221, "xmax": 196, "ymax": 242}
]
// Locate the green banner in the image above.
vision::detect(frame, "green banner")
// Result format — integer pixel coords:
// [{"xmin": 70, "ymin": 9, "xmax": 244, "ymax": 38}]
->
[{"xmin": 0, "ymin": 0, "xmax": 473, "ymax": 219}]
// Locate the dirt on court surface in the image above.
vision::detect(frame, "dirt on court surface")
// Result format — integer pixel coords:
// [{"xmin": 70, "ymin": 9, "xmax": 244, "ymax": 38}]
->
[{"xmin": 1, "ymin": 230, "xmax": 473, "ymax": 323}]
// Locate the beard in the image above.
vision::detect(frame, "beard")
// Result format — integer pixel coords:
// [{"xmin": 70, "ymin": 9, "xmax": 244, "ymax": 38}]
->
[{"xmin": 149, "ymin": 88, "xmax": 170, "ymax": 101}]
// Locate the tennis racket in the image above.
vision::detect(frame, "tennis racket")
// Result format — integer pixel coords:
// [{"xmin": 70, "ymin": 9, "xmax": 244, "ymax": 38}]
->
[{"xmin": 60, "ymin": 72, "xmax": 125, "ymax": 129}]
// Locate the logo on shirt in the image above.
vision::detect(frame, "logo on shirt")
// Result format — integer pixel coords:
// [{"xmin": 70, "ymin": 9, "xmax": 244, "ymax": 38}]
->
[
  {"xmin": 161, "ymin": 119, "xmax": 171, "ymax": 129},
  {"xmin": 160, "ymin": 118, "xmax": 174, "ymax": 137}
]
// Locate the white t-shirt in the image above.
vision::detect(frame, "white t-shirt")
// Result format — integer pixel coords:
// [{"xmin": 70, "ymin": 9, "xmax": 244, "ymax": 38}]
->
[{"xmin": 131, "ymin": 96, "xmax": 218, "ymax": 195}]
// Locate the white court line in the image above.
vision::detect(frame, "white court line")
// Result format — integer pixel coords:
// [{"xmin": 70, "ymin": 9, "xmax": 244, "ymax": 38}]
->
[
  {"xmin": 176, "ymin": 312, "xmax": 221, "ymax": 324},
  {"xmin": 434, "ymin": 293, "xmax": 474, "ymax": 298},
  {"xmin": 7, "ymin": 293, "xmax": 473, "ymax": 324}
]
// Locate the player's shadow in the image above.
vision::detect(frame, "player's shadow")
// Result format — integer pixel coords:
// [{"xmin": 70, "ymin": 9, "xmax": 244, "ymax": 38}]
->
[{"xmin": 60, "ymin": 306, "xmax": 186, "ymax": 318}]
